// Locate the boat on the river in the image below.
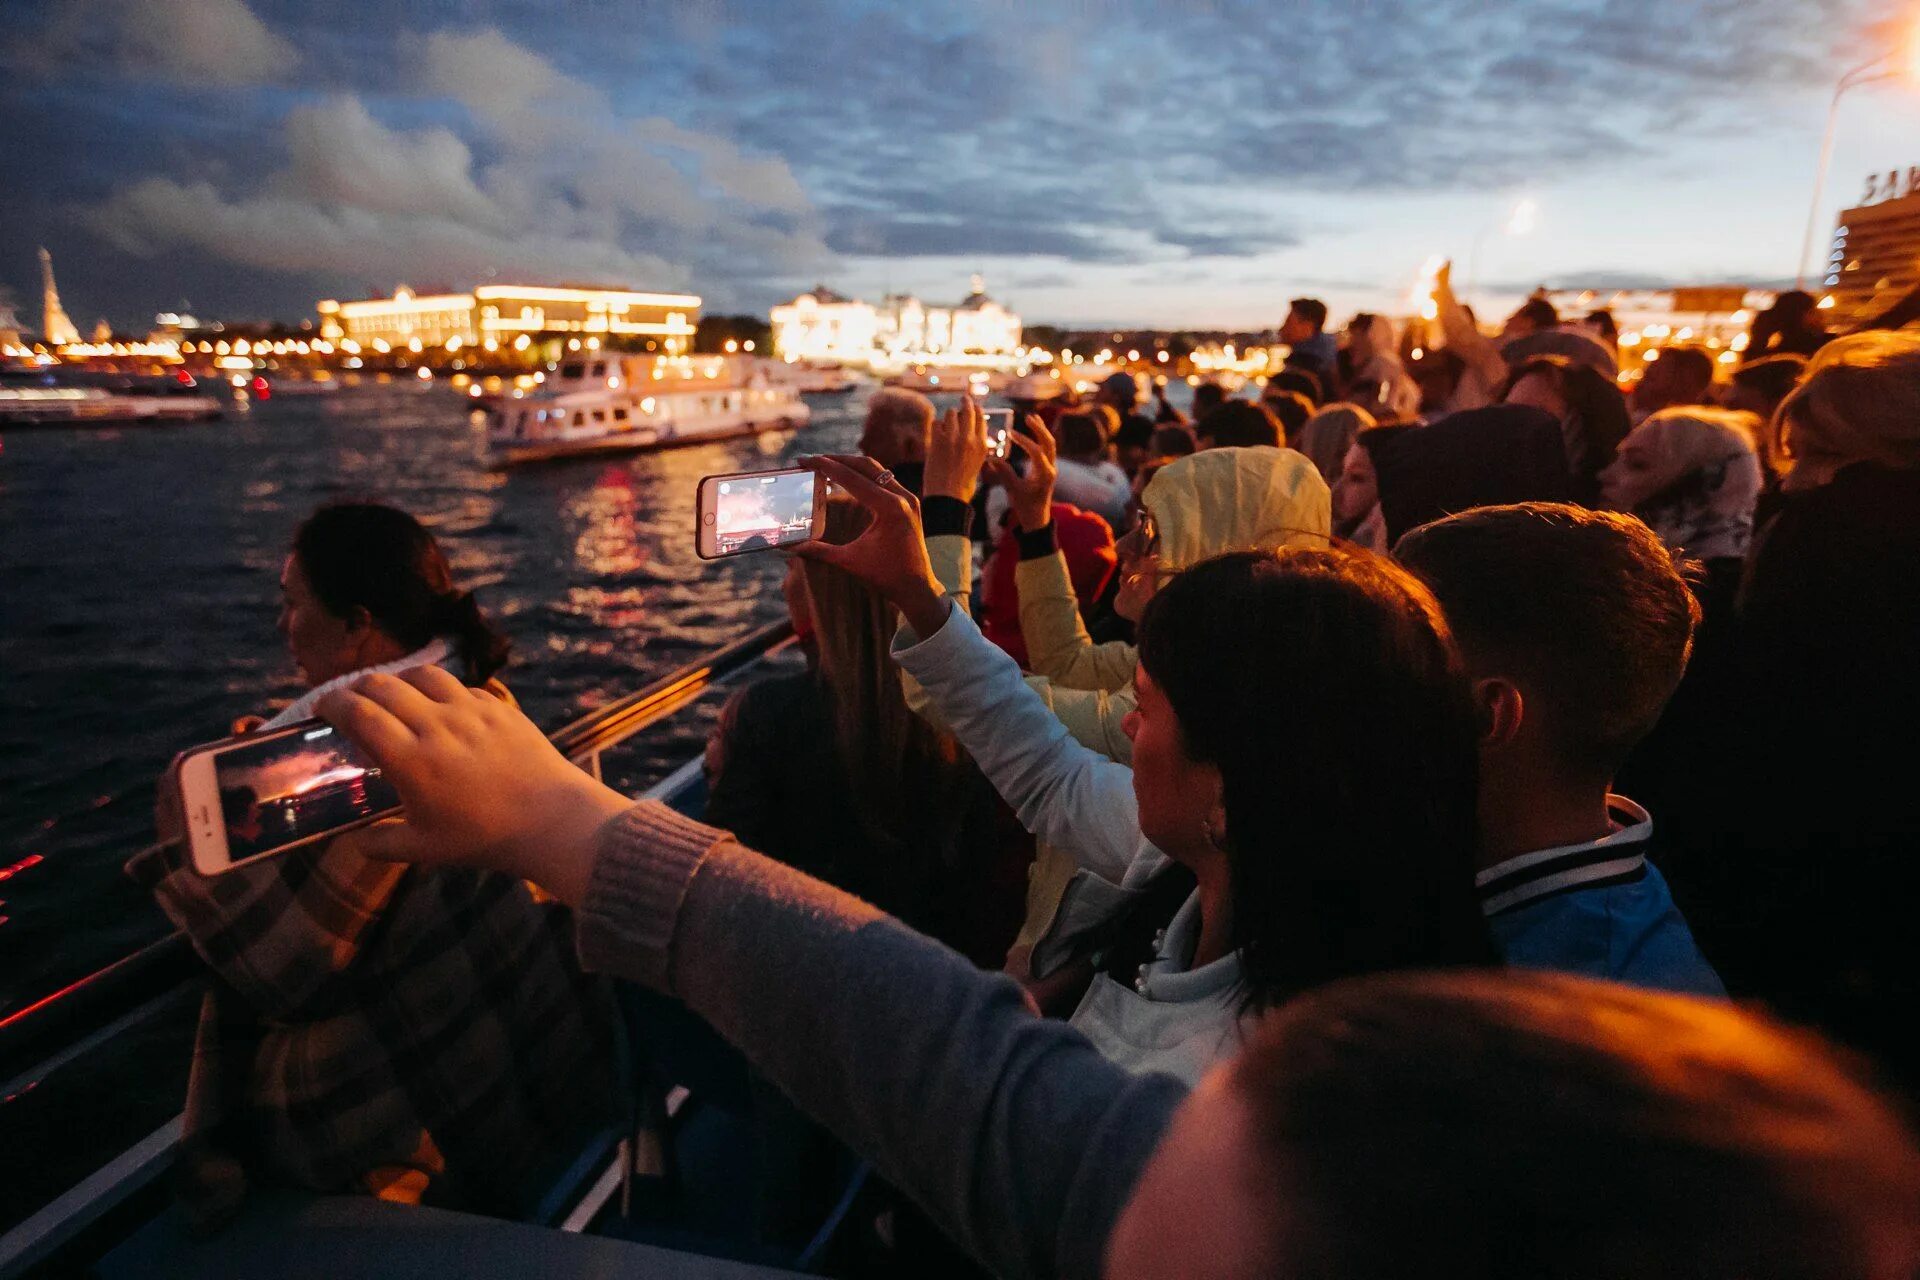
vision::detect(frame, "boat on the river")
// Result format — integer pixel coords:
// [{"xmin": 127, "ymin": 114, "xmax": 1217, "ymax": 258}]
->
[
  {"xmin": 881, "ymin": 364, "xmax": 1003, "ymax": 397},
  {"xmin": 485, "ymin": 354, "xmax": 810, "ymax": 466},
  {"xmin": 770, "ymin": 359, "xmax": 861, "ymax": 395},
  {"xmin": 0, "ymin": 376, "xmax": 222, "ymax": 428}
]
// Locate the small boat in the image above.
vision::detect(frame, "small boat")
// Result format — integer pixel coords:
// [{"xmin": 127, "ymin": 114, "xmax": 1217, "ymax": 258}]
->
[
  {"xmin": 770, "ymin": 360, "xmax": 861, "ymax": 395},
  {"xmin": 486, "ymin": 355, "xmax": 810, "ymax": 466},
  {"xmin": 0, "ymin": 378, "xmax": 223, "ymax": 428},
  {"xmin": 881, "ymin": 365, "xmax": 1003, "ymax": 396}
]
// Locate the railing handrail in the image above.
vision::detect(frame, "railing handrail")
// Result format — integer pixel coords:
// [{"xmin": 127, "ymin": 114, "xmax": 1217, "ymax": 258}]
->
[{"xmin": 0, "ymin": 619, "xmax": 798, "ymax": 1079}]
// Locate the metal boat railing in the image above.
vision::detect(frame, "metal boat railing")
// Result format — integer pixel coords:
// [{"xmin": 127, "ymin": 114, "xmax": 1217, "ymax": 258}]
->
[{"xmin": 0, "ymin": 619, "xmax": 798, "ymax": 1276}]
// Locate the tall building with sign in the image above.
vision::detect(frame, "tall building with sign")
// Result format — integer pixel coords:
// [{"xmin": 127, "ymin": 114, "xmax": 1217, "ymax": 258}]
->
[
  {"xmin": 317, "ymin": 284, "xmax": 699, "ymax": 353},
  {"xmin": 1823, "ymin": 177, "xmax": 1920, "ymax": 328}
]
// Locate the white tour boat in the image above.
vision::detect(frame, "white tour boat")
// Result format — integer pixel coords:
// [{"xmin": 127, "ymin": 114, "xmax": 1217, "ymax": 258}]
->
[
  {"xmin": 486, "ymin": 354, "xmax": 810, "ymax": 466},
  {"xmin": 771, "ymin": 360, "xmax": 861, "ymax": 395},
  {"xmin": 0, "ymin": 382, "xmax": 223, "ymax": 427}
]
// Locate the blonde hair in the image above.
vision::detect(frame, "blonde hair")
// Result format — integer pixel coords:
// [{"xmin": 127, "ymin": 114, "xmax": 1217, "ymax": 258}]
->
[
  {"xmin": 1296, "ymin": 402, "xmax": 1379, "ymax": 484},
  {"xmin": 1775, "ymin": 331, "xmax": 1920, "ymax": 486}
]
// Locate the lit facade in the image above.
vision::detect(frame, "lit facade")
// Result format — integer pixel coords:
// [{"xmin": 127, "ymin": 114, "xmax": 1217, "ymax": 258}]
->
[
  {"xmin": 770, "ymin": 277, "xmax": 1022, "ymax": 367},
  {"xmin": 317, "ymin": 284, "xmax": 699, "ymax": 353},
  {"xmin": 1823, "ymin": 190, "xmax": 1920, "ymax": 329}
]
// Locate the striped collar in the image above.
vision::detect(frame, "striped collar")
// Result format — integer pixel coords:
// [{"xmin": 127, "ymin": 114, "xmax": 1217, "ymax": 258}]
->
[{"xmin": 1476, "ymin": 796, "xmax": 1653, "ymax": 917}]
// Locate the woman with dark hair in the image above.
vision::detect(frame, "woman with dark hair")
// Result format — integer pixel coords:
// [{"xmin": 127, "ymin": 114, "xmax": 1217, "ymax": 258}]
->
[
  {"xmin": 805, "ymin": 454, "xmax": 1493, "ymax": 1082},
  {"xmin": 706, "ymin": 501, "xmax": 1028, "ymax": 965},
  {"xmin": 132, "ymin": 502, "xmax": 614, "ymax": 1225},
  {"xmin": 1498, "ymin": 354, "xmax": 1633, "ymax": 504}
]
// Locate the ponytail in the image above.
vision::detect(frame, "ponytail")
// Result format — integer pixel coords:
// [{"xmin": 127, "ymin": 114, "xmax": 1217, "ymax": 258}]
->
[{"xmin": 432, "ymin": 588, "xmax": 512, "ymax": 684}]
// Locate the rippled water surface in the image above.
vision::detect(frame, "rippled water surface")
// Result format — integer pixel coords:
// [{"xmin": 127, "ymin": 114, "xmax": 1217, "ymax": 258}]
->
[{"xmin": 0, "ymin": 384, "xmax": 867, "ymax": 1016}]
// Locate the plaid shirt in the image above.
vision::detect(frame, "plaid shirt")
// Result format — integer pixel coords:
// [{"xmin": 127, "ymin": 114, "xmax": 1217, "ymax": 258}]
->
[{"xmin": 127, "ymin": 831, "xmax": 619, "ymax": 1222}]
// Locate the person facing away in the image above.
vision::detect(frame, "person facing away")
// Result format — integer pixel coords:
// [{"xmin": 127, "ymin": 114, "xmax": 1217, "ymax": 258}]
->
[
  {"xmin": 1498, "ymin": 353, "xmax": 1634, "ymax": 506},
  {"xmin": 1743, "ymin": 288, "xmax": 1830, "ymax": 362},
  {"xmin": 1048, "ymin": 407, "xmax": 1133, "ymax": 528},
  {"xmin": 1681, "ymin": 330, "xmax": 1920, "ymax": 1089},
  {"xmin": 1631, "ymin": 345, "xmax": 1716, "ymax": 421},
  {"xmin": 705, "ymin": 500, "xmax": 1028, "ymax": 968},
  {"xmin": 1095, "ymin": 371, "xmax": 1157, "ymax": 477},
  {"xmin": 857, "ymin": 386, "xmax": 936, "ymax": 494},
  {"xmin": 1722, "ymin": 353, "xmax": 1806, "ymax": 483},
  {"xmin": 1395, "ymin": 503, "xmax": 1723, "ymax": 997},
  {"xmin": 1279, "ymin": 295, "xmax": 1339, "ymax": 390},
  {"xmin": 1341, "ymin": 313, "xmax": 1422, "ymax": 420},
  {"xmin": 1195, "ymin": 399, "xmax": 1283, "ymax": 449},
  {"xmin": 130, "ymin": 502, "xmax": 615, "ymax": 1224},
  {"xmin": 1257, "ymin": 387, "xmax": 1314, "ymax": 442},
  {"xmin": 313, "ymin": 578, "xmax": 1920, "ymax": 1280}
]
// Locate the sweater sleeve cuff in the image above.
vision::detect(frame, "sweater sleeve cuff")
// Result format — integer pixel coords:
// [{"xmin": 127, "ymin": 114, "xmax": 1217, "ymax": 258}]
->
[
  {"xmin": 1016, "ymin": 522, "xmax": 1057, "ymax": 560},
  {"xmin": 920, "ymin": 495, "xmax": 974, "ymax": 539},
  {"xmin": 577, "ymin": 800, "xmax": 734, "ymax": 993}
]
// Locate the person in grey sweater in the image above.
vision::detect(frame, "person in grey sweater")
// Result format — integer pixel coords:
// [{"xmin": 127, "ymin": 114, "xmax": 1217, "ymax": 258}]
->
[{"xmin": 313, "ymin": 472, "xmax": 1920, "ymax": 1280}]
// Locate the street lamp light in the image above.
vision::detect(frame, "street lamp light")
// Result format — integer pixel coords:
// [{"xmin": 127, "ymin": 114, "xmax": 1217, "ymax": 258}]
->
[{"xmin": 1796, "ymin": 36, "xmax": 1915, "ymax": 289}]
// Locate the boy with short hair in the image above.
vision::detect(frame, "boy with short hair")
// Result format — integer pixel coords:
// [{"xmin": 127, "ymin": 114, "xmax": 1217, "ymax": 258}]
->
[{"xmin": 1395, "ymin": 502, "xmax": 1723, "ymax": 995}]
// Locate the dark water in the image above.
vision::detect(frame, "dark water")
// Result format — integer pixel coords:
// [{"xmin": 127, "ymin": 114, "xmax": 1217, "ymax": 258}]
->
[{"xmin": 0, "ymin": 384, "xmax": 868, "ymax": 1019}]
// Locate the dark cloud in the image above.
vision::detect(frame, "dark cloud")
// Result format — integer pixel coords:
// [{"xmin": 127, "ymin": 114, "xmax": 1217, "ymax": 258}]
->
[{"xmin": 0, "ymin": 0, "xmax": 1895, "ymax": 325}]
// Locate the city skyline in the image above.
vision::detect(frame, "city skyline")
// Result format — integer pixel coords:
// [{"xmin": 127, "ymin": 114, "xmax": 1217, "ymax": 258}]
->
[{"xmin": 3, "ymin": 0, "xmax": 1917, "ymax": 332}]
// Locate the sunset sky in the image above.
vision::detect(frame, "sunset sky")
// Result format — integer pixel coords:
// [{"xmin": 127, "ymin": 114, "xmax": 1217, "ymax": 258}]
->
[{"xmin": 5, "ymin": 0, "xmax": 1917, "ymax": 330}]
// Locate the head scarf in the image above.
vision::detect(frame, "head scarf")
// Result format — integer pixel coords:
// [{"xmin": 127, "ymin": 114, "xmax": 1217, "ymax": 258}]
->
[
  {"xmin": 1138, "ymin": 445, "xmax": 1331, "ymax": 569},
  {"xmin": 1603, "ymin": 411, "xmax": 1763, "ymax": 562},
  {"xmin": 1368, "ymin": 406, "xmax": 1578, "ymax": 545}
]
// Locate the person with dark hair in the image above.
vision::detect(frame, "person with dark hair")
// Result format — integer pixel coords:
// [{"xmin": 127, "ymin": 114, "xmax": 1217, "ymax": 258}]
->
[
  {"xmin": 1498, "ymin": 354, "xmax": 1633, "ymax": 505},
  {"xmin": 1744, "ymin": 288, "xmax": 1830, "ymax": 362},
  {"xmin": 1049, "ymin": 407, "xmax": 1132, "ymax": 527},
  {"xmin": 1280, "ymin": 296, "xmax": 1338, "ymax": 391},
  {"xmin": 1188, "ymin": 380, "xmax": 1230, "ymax": 421},
  {"xmin": 1632, "ymin": 345, "xmax": 1716, "ymax": 420},
  {"xmin": 1330, "ymin": 424, "xmax": 1414, "ymax": 553},
  {"xmin": 1433, "ymin": 263, "xmax": 1616, "ymax": 411},
  {"xmin": 1095, "ymin": 372, "xmax": 1156, "ymax": 477},
  {"xmin": 1365, "ymin": 406, "xmax": 1576, "ymax": 546},
  {"xmin": 1258, "ymin": 387, "xmax": 1314, "ymax": 441},
  {"xmin": 1195, "ymin": 399, "xmax": 1282, "ymax": 449},
  {"xmin": 322, "ymin": 567, "xmax": 1920, "ymax": 1280},
  {"xmin": 1145, "ymin": 423, "xmax": 1195, "ymax": 459},
  {"xmin": 1585, "ymin": 307, "xmax": 1620, "ymax": 348},
  {"xmin": 807, "ymin": 453, "xmax": 1490, "ymax": 1081},
  {"xmin": 1510, "ymin": 295, "xmax": 1560, "ymax": 335},
  {"xmin": 131, "ymin": 502, "xmax": 615, "ymax": 1226},
  {"xmin": 1394, "ymin": 503, "xmax": 1721, "ymax": 995},
  {"xmin": 1264, "ymin": 367, "xmax": 1323, "ymax": 407}
]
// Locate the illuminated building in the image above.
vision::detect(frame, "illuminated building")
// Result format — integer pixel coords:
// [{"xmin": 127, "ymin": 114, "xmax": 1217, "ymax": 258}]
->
[
  {"xmin": 317, "ymin": 283, "xmax": 700, "ymax": 353},
  {"xmin": 770, "ymin": 276, "xmax": 1022, "ymax": 367},
  {"xmin": 38, "ymin": 248, "xmax": 81, "ymax": 348},
  {"xmin": 1822, "ymin": 179, "xmax": 1920, "ymax": 328},
  {"xmin": 1543, "ymin": 287, "xmax": 1774, "ymax": 380}
]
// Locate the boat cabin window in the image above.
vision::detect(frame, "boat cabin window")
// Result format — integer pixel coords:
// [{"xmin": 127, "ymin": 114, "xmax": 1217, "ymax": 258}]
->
[
  {"xmin": 612, "ymin": 408, "xmax": 628, "ymax": 421},
  {"xmin": 573, "ymin": 411, "xmax": 586, "ymax": 426},
  {"xmin": 592, "ymin": 410, "xmax": 607, "ymax": 424},
  {"xmin": 560, "ymin": 362, "xmax": 586, "ymax": 379},
  {"xmin": 589, "ymin": 362, "xmax": 607, "ymax": 379}
]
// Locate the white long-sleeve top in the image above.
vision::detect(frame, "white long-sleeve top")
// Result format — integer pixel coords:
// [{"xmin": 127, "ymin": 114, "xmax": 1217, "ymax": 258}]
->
[{"xmin": 893, "ymin": 604, "xmax": 1247, "ymax": 1082}]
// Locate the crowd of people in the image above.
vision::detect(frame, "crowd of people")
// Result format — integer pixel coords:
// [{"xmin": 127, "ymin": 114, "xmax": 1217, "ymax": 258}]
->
[{"xmin": 135, "ymin": 285, "xmax": 1920, "ymax": 1277}]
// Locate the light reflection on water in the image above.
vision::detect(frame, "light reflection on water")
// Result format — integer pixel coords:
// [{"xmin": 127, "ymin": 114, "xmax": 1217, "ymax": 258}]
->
[{"xmin": 0, "ymin": 386, "xmax": 868, "ymax": 1015}]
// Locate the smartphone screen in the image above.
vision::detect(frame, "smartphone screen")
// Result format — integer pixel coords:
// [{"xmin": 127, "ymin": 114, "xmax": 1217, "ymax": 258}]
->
[
  {"xmin": 982, "ymin": 408, "xmax": 1013, "ymax": 459},
  {"xmin": 698, "ymin": 468, "xmax": 821, "ymax": 558},
  {"xmin": 186, "ymin": 721, "xmax": 400, "ymax": 870}
]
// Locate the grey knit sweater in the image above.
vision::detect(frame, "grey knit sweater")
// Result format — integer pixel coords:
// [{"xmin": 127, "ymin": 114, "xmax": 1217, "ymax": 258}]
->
[{"xmin": 575, "ymin": 801, "xmax": 1186, "ymax": 1280}]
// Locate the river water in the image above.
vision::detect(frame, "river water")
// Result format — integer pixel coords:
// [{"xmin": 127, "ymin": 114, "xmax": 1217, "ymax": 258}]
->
[{"xmin": 0, "ymin": 383, "xmax": 868, "ymax": 1019}]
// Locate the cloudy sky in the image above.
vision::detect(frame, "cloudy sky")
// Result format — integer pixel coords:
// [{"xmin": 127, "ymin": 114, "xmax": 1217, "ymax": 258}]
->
[{"xmin": 3, "ymin": 0, "xmax": 1915, "ymax": 331}]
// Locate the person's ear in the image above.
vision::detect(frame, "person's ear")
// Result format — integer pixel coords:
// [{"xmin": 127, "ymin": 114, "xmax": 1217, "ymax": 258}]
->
[
  {"xmin": 343, "ymin": 604, "xmax": 377, "ymax": 642},
  {"xmin": 1474, "ymin": 677, "xmax": 1524, "ymax": 748}
]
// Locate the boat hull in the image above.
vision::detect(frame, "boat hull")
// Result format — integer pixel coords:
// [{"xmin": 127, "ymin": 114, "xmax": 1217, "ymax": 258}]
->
[{"xmin": 488, "ymin": 411, "xmax": 811, "ymax": 467}]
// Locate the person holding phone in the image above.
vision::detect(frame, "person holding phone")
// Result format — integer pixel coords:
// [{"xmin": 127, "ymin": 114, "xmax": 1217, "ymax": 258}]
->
[{"xmin": 129, "ymin": 503, "xmax": 616, "ymax": 1227}]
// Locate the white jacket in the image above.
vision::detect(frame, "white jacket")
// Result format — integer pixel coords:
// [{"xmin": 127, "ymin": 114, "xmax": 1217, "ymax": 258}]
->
[{"xmin": 893, "ymin": 604, "xmax": 1246, "ymax": 1083}]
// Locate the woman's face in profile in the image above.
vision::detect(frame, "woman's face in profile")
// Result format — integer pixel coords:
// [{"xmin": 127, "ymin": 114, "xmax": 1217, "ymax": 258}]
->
[
  {"xmin": 1332, "ymin": 442, "xmax": 1377, "ymax": 524},
  {"xmin": 278, "ymin": 554, "xmax": 361, "ymax": 687}
]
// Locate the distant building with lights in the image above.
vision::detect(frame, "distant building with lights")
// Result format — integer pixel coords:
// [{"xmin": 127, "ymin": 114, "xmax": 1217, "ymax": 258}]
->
[
  {"xmin": 1541, "ymin": 286, "xmax": 1777, "ymax": 382},
  {"xmin": 1823, "ymin": 180, "xmax": 1920, "ymax": 328},
  {"xmin": 317, "ymin": 283, "xmax": 699, "ymax": 354},
  {"xmin": 770, "ymin": 276, "xmax": 1022, "ymax": 367}
]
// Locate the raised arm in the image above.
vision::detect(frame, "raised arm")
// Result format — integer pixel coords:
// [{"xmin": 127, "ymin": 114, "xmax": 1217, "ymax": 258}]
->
[
  {"xmin": 319, "ymin": 677, "xmax": 1182, "ymax": 1280},
  {"xmin": 1434, "ymin": 260, "xmax": 1506, "ymax": 409},
  {"xmin": 1017, "ymin": 543, "xmax": 1138, "ymax": 692}
]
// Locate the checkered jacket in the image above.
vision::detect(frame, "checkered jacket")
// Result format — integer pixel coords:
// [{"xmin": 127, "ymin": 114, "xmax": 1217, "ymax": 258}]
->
[{"xmin": 127, "ymin": 833, "xmax": 619, "ymax": 1220}]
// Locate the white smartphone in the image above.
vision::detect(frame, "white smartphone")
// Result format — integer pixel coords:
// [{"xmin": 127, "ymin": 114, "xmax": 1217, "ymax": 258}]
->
[
  {"xmin": 982, "ymin": 408, "xmax": 1014, "ymax": 459},
  {"xmin": 174, "ymin": 719, "xmax": 401, "ymax": 875},
  {"xmin": 695, "ymin": 467, "xmax": 829, "ymax": 559}
]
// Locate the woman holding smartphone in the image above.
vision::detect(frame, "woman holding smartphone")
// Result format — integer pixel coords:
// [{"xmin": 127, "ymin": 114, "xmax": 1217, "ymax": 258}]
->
[{"xmin": 131, "ymin": 502, "xmax": 616, "ymax": 1227}]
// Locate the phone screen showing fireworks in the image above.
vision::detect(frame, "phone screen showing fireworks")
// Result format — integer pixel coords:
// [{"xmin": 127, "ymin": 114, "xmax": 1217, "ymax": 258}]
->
[
  {"xmin": 697, "ymin": 468, "xmax": 823, "ymax": 558},
  {"xmin": 179, "ymin": 721, "xmax": 400, "ymax": 872}
]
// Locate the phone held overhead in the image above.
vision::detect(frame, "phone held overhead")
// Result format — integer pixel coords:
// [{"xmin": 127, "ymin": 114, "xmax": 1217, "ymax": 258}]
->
[{"xmin": 695, "ymin": 466, "xmax": 831, "ymax": 559}]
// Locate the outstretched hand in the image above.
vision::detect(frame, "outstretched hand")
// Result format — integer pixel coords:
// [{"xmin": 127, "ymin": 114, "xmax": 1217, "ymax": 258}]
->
[
  {"xmin": 986, "ymin": 415, "xmax": 1057, "ymax": 531},
  {"xmin": 317, "ymin": 665, "xmax": 629, "ymax": 905},
  {"xmin": 795, "ymin": 454, "xmax": 952, "ymax": 638},
  {"xmin": 924, "ymin": 396, "xmax": 990, "ymax": 503}
]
